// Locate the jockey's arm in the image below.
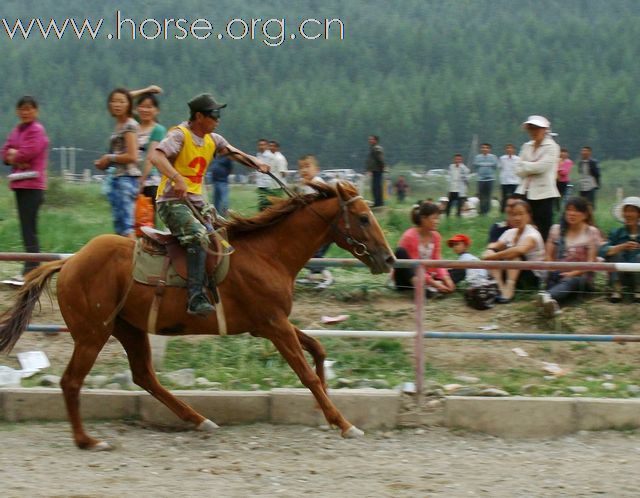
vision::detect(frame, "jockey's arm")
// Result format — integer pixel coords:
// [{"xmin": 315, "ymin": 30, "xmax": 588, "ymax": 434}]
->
[{"xmin": 219, "ymin": 145, "xmax": 270, "ymax": 173}]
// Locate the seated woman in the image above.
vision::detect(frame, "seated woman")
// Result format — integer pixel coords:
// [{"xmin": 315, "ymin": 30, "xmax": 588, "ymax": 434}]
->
[
  {"xmin": 599, "ymin": 196, "xmax": 640, "ymax": 303},
  {"xmin": 539, "ymin": 196, "xmax": 602, "ymax": 317},
  {"xmin": 393, "ymin": 201, "xmax": 455, "ymax": 296},
  {"xmin": 482, "ymin": 199, "xmax": 545, "ymax": 303}
]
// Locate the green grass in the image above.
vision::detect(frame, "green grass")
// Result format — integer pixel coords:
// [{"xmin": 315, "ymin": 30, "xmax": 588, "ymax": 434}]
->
[{"xmin": 2, "ymin": 165, "xmax": 638, "ymax": 396}]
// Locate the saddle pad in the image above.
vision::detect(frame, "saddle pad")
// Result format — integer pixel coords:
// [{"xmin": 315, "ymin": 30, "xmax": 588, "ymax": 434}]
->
[
  {"xmin": 133, "ymin": 244, "xmax": 187, "ymax": 287},
  {"xmin": 133, "ymin": 235, "xmax": 231, "ymax": 288}
]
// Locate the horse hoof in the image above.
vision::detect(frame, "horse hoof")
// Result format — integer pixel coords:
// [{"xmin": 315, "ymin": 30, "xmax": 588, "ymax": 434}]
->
[
  {"xmin": 89, "ymin": 441, "xmax": 114, "ymax": 452},
  {"xmin": 196, "ymin": 419, "xmax": 220, "ymax": 432},
  {"xmin": 342, "ymin": 425, "xmax": 365, "ymax": 439}
]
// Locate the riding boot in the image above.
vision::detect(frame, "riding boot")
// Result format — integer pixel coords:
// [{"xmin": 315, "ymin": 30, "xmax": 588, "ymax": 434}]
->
[{"xmin": 186, "ymin": 244, "xmax": 215, "ymax": 316}]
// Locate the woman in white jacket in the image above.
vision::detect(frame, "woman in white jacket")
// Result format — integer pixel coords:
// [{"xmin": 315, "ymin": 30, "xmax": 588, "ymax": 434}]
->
[{"xmin": 514, "ymin": 115, "xmax": 560, "ymax": 241}]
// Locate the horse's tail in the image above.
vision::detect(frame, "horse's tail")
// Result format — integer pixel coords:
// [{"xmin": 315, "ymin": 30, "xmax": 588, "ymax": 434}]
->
[{"xmin": 0, "ymin": 259, "xmax": 67, "ymax": 353}]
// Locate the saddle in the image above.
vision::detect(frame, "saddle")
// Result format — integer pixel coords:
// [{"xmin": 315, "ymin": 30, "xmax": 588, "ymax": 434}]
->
[
  {"xmin": 140, "ymin": 226, "xmax": 227, "ymax": 281},
  {"xmin": 136, "ymin": 226, "xmax": 233, "ymax": 335}
]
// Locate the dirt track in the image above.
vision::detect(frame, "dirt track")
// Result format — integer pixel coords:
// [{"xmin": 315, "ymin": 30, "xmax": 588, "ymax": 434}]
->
[{"xmin": 1, "ymin": 421, "xmax": 639, "ymax": 497}]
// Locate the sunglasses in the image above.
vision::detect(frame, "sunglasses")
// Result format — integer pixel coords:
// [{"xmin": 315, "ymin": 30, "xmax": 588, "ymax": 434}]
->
[{"xmin": 204, "ymin": 109, "xmax": 221, "ymax": 119}]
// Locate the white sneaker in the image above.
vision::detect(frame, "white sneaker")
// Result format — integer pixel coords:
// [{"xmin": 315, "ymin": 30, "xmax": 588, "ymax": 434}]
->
[
  {"xmin": 2, "ymin": 274, "xmax": 24, "ymax": 286},
  {"xmin": 316, "ymin": 270, "xmax": 334, "ymax": 289}
]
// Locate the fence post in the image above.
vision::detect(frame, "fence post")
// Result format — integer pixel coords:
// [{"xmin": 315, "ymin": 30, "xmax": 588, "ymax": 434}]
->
[{"xmin": 414, "ymin": 264, "xmax": 425, "ymax": 399}]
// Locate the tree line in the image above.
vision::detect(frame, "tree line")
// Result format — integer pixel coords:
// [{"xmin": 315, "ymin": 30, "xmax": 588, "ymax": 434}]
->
[{"xmin": 1, "ymin": 0, "xmax": 639, "ymax": 171}]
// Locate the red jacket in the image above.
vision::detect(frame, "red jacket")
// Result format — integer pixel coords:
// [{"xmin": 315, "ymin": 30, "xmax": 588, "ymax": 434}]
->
[
  {"xmin": 397, "ymin": 227, "xmax": 449, "ymax": 284},
  {"xmin": 1, "ymin": 120, "xmax": 49, "ymax": 190}
]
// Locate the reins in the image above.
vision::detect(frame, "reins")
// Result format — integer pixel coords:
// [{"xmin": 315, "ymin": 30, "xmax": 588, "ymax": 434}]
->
[{"xmin": 269, "ymin": 173, "xmax": 372, "ymax": 258}]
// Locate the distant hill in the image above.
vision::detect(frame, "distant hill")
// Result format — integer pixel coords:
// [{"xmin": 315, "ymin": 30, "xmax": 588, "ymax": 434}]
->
[{"xmin": 1, "ymin": 0, "xmax": 639, "ymax": 170}]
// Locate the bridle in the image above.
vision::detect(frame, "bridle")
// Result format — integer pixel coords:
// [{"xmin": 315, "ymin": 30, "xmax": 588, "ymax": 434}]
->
[{"xmin": 333, "ymin": 194, "xmax": 370, "ymax": 257}]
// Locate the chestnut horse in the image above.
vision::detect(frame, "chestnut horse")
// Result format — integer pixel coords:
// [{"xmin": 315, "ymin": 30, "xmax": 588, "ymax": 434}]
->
[{"xmin": 0, "ymin": 181, "xmax": 394, "ymax": 450}]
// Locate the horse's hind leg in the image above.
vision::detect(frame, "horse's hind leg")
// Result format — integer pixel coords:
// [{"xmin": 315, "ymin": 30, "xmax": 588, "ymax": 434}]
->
[
  {"xmin": 60, "ymin": 333, "xmax": 112, "ymax": 450},
  {"xmin": 269, "ymin": 323, "xmax": 363, "ymax": 438},
  {"xmin": 295, "ymin": 327, "xmax": 328, "ymax": 393},
  {"xmin": 111, "ymin": 318, "xmax": 218, "ymax": 431}
]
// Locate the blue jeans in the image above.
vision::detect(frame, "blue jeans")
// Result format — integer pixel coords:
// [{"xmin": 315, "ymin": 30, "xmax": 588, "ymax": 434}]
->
[
  {"xmin": 108, "ymin": 176, "xmax": 138, "ymax": 236},
  {"xmin": 213, "ymin": 181, "xmax": 229, "ymax": 216}
]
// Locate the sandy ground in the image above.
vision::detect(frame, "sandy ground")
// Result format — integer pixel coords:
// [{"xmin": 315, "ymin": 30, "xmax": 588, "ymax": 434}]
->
[{"xmin": 1, "ymin": 422, "xmax": 639, "ymax": 498}]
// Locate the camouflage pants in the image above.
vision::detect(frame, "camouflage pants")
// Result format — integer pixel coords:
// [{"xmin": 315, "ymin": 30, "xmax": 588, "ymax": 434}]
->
[{"xmin": 157, "ymin": 200, "xmax": 212, "ymax": 247}]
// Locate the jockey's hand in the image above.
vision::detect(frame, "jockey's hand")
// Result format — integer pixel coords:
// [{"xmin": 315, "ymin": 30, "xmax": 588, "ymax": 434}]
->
[
  {"xmin": 172, "ymin": 175, "xmax": 188, "ymax": 198},
  {"xmin": 256, "ymin": 162, "xmax": 270, "ymax": 174}
]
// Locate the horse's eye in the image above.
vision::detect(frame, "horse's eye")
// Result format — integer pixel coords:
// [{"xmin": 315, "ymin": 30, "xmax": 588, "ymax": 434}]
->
[{"xmin": 359, "ymin": 214, "xmax": 370, "ymax": 226}]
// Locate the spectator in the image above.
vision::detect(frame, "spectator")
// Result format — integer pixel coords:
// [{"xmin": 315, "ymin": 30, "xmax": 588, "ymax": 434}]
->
[
  {"xmin": 472, "ymin": 143, "xmax": 499, "ymax": 216},
  {"xmin": 488, "ymin": 194, "xmax": 520, "ymax": 243},
  {"xmin": 556, "ymin": 148, "xmax": 573, "ymax": 210},
  {"xmin": 210, "ymin": 155, "xmax": 233, "ymax": 216},
  {"xmin": 446, "ymin": 153, "xmax": 470, "ymax": 217},
  {"xmin": 269, "ymin": 140, "xmax": 289, "ymax": 181},
  {"xmin": 437, "ymin": 196, "xmax": 449, "ymax": 214},
  {"xmin": 462, "ymin": 196, "xmax": 479, "ymax": 218},
  {"xmin": 392, "ymin": 201, "xmax": 455, "ymax": 295},
  {"xmin": 1, "ymin": 95, "xmax": 49, "ymax": 282},
  {"xmin": 135, "ymin": 91, "xmax": 166, "ymax": 220},
  {"xmin": 295, "ymin": 155, "xmax": 333, "ymax": 288},
  {"xmin": 483, "ymin": 199, "xmax": 545, "ymax": 303},
  {"xmin": 498, "ymin": 144, "xmax": 520, "ymax": 212},
  {"xmin": 447, "ymin": 234, "xmax": 489, "ymax": 286},
  {"xmin": 366, "ymin": 135, "xmax": 385, "ymax": 207},
  {"xmin": 94, "ymin": 88, "xmax": 140, "ymax": 240},
  {"xmin": 394, "ymin": 175, "xmax": 409, "ymax": 203},
  {"xmin": 514, "ymin": 115, "xmax": 560, "ymax": 241},
  {"xmin": 539, "ymin": 197, "xmax": 602, "ymax": 317},
  {"xmin": 255, "ymin": 138, "xmax": 282, "ymax": 211},
  {"xmin": 599, "ymin": 196, "xmax": 640, "ymax": 303},
  {"xmin": 577, "ymin": 146, "xmax": 600, "ymax": 209}
]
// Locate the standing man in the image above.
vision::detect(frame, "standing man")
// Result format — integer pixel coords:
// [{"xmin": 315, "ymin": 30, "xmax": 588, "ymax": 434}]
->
[
  {"xmin": 577, "ymin": 146, "xmax": 600, "ymax": 209},
  {"xmin": 269, "ymin": 140, "xmax": 289, "ymax": 180},
  {"xmin": 150, "ymin": 93, "xmax": 269, "ymax": 316},
  {"xmin": 446, "ymin": 153, "xmax": 470, "ymax": 217},
  {"xmin": 366, "ymin": 135, "xmax": 385, "ymax": 207},
  {"xmin": 473, "ymin": 143, "xmax": 499, "ymax": 216},
  {"xmin": 255, "ymin": 138, "xmax": 283, "ymax": 211},
  {"xmin": 210, "ymin": 154, "xmax": 233, "ymax": 216},
  {"xmin": 498, "ymin": 144, "xmax": 520, "ymax": 212}
]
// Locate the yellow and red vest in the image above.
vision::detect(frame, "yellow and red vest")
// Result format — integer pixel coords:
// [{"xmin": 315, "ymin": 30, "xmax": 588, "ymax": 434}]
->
[{"xmin": 157, "ymin": 125, "xmax": 215, "ymax": 197}]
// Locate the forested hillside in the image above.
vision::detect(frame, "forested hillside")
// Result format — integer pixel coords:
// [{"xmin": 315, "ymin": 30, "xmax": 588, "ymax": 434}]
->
[{"xmin": 1, "ymin": 0, "xmax": 639, "ymax": 170}]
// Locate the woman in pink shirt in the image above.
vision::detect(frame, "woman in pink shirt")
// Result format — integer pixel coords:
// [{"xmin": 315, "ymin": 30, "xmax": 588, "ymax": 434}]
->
[
  {"xmin": 1, "ymin": 96, "xmax": 49, "ymax": 281},
  {"xmin": 556, "ymin": 148, "xmax": 573, "ymax": 210},
  {"xmin": 393, "ymin": 201, "xmax": 455, "ymax": 295}
]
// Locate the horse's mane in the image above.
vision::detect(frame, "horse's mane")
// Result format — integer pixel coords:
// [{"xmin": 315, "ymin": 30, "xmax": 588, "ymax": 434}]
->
[{"xmin": 221, "ymin": 181, "xmax": 350, "ymax": 235}]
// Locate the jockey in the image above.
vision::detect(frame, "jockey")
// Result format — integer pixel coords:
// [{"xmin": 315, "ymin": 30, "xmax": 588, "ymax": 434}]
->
[{"xmin": 150, "ymin": 93, "xmax": 269, "ymax": 316}]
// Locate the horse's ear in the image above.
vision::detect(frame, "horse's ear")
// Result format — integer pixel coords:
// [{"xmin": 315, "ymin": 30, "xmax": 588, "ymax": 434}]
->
[{"xmin": 335, "ymin": 180, "xmax": 355, "ymax": 199}]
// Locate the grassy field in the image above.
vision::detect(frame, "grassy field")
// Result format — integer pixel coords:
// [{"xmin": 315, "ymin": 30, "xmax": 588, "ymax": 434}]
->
[{"xmin": 1, "ymin": 163, "xmax": 638, "ymax": 396}]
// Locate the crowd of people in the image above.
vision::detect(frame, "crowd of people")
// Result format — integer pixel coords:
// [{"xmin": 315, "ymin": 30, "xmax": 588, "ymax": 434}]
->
[{"xmin": 389, "ymin": 115, "xmax": 639, "ymax": 317}]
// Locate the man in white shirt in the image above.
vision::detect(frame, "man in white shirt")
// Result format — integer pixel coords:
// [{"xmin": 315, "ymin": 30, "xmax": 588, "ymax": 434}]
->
[
  {"xmin": 498, "ymin": 144, "xmax": 520, "ymax": 213},
  {"xmin": 447, "ymin": 153, "xmax": 470, "ymax": 217},
  {"xmin": 255, "ymin": 138, "xmax": 284, "ymax": 211}
]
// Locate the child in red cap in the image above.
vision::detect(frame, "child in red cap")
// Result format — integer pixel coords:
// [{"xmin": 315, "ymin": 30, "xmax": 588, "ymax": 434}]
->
[{"xmin": 447, "ymin": 234, "xmax": 488, "ymax": 285}]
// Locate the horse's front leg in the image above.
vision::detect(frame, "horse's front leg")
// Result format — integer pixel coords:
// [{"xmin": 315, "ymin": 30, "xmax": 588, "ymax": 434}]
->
[{"xmin": 268, "ymin": 322, "xmax": 363, "ymax": 438}]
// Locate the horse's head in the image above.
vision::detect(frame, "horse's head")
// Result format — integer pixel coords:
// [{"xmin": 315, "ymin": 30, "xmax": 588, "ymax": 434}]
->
[{"xmin": 330, "ymin": 181, "xmax": 395, "ymax": 274}]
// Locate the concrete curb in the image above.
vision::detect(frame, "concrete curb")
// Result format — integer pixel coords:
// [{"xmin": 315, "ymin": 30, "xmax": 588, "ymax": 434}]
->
[{"xmin": 2, "ymin": 389, "xmax": 640, "ymax": 437}]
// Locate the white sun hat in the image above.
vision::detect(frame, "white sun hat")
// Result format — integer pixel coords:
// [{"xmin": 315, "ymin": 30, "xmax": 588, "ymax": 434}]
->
[
  {"xmin": 613, "ymin": 196, "xmax": 640, "ymax": 223},
  {"xmin": 522, "ymin": 115, "xmax": 550, "ymax": 128}
]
